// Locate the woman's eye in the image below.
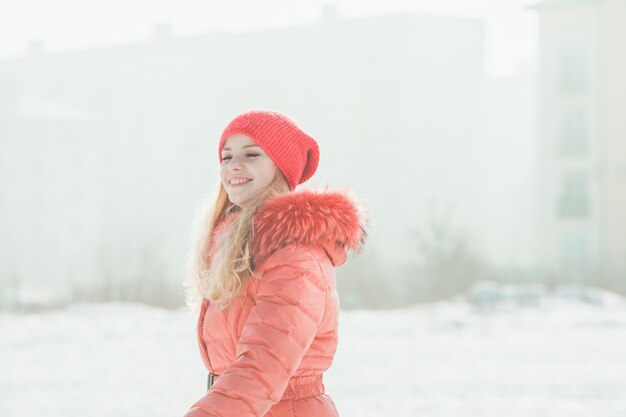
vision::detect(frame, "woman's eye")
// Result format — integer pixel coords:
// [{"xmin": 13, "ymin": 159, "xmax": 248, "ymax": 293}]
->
[{"xmin": 221, "ymin": 153, "xmax": 259, "ymax": 162}]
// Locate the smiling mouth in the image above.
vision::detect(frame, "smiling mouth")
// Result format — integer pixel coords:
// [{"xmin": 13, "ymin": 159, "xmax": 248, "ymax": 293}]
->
[{"xmin": 230, "ymin": 178, "xmax": 252, "ymax": 186}]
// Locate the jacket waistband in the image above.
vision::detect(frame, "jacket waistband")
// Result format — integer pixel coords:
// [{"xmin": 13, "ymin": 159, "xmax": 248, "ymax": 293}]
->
[
  {"xmin": 207, "ymin": 373, "xmax": 325, "ymax": 401},
  {"xmin": 281, "ymin": 374, "xmax": 325, "ymax": 400}
]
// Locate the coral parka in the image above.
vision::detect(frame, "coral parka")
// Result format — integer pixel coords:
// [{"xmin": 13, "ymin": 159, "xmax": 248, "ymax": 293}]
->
[{"xmin": 184, "ymin": 190, "xmax": 366, "ymax": 417}]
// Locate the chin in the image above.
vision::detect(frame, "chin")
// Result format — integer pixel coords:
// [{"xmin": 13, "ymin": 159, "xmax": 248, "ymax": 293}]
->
[{"xmin": 229, "ymin": 194, "xmax": 250, "ymax": 206}]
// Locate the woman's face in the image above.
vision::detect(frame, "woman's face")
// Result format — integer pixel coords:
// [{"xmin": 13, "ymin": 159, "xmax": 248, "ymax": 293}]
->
[{"xmin": 220, "ymin": 134, "xmax": 278, "ymax": 207}]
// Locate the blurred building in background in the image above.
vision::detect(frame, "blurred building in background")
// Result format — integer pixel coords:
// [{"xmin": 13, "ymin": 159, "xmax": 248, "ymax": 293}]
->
[
  {"xmin": 534, "ymin": 0, "xmax": 626, "ymax": 291},
  {"xmin": 0, "ymin": 10, "xmax": 488, "ymax": 308},
  {"xmin": 1, "ymin": 10, "xmax": 492, "ymax": 308}
]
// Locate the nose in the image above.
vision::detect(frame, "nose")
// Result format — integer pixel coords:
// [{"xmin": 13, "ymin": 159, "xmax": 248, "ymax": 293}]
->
[{"xmin": 227, "ymin": 155, "xmax": 244, "ymax": 172}]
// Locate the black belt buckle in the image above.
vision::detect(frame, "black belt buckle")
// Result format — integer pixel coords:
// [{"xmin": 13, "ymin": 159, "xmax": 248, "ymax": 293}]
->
[{"xmin": 207, "ymin": 372, "xmax": 216, "ymax": 390}]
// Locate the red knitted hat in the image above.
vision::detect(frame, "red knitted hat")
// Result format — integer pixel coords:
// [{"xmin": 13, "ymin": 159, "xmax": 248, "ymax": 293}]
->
[{"xmin": 218, "ymin": 110, "xmax": 320, "ymax": 191}]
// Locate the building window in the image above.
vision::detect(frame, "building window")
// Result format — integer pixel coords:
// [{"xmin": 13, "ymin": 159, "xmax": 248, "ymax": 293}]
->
[
  {"xmin": 560, "ymin": 230, "xmax": 589, "ymax": 275},
  {"xmin": 558, "ymin": 171, "xmax": 590, "ymax": 218},
  {"xmin": 557, "ymin": 47, "xmax": 587, "ymax": 95},
  {"xmin": 558, "ymin": 106, "xmax": 587, "ymax": 156}
]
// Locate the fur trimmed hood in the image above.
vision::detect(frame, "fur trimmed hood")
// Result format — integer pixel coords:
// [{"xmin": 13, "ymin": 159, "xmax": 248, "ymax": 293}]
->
[{"xmin": 252, "ymin": 189, "xmax": 367, "ymax": 268}]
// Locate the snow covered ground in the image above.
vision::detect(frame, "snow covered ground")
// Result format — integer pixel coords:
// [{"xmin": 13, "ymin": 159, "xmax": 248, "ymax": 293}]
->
[{"xmin": 1, "ymin": 283, "xmax": 625, "ymax": 417}]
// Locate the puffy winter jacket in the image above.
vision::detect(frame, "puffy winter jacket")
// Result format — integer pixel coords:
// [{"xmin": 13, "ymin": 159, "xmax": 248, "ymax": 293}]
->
[{"xmin": 184, "ymin": 190, "xmax": 366, "ymax": 417}]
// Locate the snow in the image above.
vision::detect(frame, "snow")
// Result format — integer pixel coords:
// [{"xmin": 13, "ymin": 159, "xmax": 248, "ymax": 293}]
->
[{"xmin": 2, "ymin": 284, "xmax": 625, "ymax": 417}]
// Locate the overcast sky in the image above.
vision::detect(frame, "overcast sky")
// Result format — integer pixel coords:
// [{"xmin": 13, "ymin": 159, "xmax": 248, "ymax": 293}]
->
[{"xmin": 0, "ymin": 0, "xmax": 538, "ymax": 76}]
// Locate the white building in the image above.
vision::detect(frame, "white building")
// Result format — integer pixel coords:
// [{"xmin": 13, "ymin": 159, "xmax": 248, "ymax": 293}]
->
[
  {"xmin": 533, "ymin": 0, "xmax": 626, "ymax": 290},
  {"xmin": 0, "ymin": 11, "xmax": 489, "ymax": 306}
]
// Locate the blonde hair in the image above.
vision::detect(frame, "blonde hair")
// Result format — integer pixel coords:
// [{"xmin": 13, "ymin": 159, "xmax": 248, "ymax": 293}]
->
[{"xmin": 185, "ymin": 170, "xmax": 289, "ymax": 309}]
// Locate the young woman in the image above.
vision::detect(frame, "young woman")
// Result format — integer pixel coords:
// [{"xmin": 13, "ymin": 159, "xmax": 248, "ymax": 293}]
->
[{"xmin": 183, "ymin": 110, "xmax": 367, "ymax": 417}]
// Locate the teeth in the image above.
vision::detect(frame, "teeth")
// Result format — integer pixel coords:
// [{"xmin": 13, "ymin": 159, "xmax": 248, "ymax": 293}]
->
[{"xmin": 230, "ymin": 178, "xmax": 251, "ymax": 185}]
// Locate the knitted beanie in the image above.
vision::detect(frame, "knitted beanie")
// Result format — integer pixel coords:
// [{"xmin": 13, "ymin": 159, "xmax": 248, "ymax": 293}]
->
[{"xmin": 218, "ymin": 110, "xmax": 320, "ymax": 191}]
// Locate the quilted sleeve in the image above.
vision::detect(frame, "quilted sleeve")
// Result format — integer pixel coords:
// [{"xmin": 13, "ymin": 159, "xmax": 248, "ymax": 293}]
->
[{"xmin": 183, "ymin": 245, "xmax": 327, "ymax": 417}]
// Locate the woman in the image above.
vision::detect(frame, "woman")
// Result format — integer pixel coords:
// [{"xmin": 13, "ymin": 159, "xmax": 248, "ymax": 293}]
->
[{"xmin": 184, "ymin": 110, "xmax": 367, "ymax": 417}]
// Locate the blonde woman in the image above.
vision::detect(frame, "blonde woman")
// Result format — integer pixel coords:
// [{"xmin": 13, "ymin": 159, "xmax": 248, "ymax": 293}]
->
[{"xmin": 184, "ymin": 110, "xmax": 366, "ymax": 417}]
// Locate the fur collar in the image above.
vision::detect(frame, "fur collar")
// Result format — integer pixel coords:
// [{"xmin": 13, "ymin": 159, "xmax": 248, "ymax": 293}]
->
[{"xmin": 252, "ymin": 189, "xmax": 367, "ymax": 267}]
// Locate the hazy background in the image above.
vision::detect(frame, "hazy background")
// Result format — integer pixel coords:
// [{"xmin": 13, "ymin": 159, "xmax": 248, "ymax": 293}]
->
[
  {"xmin": 1, "ymin": 0, "xmax": 624, "ymax": 310},
  {"xmin": 2, "ymin": 2, "xmax": 626, "ymax": 416}
]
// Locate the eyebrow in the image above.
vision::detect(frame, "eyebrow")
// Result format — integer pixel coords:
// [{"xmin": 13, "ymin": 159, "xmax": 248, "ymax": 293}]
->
[{"xmin": 222, "ymin": 144, "xmax": 261, "ymax": 152}]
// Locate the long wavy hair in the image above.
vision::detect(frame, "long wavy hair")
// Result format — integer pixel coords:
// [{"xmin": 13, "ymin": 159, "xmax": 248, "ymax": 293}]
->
[{"xmin": 185, "ymin": 170, "xmax": 289, "ymax": 309}]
